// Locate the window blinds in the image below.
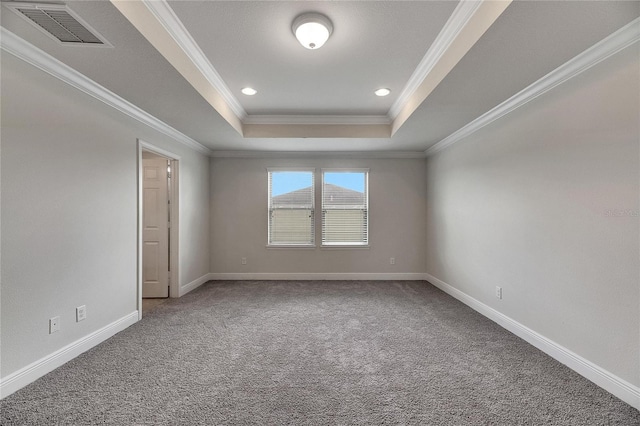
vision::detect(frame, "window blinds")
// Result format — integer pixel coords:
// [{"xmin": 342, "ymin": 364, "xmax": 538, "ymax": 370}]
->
[
  {"xmin": 268, "ymin": 170, "xmax": 314, "ymax": 245},
  {"xmin": 322, "ymin": 171, "xmax": 368, "ymax": 245}
]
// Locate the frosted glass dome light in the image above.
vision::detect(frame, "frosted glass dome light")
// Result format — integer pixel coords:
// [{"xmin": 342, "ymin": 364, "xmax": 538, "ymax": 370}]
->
[{"xmin": 292, "ymin": 13, "xmax": 333, "ymax": 50}]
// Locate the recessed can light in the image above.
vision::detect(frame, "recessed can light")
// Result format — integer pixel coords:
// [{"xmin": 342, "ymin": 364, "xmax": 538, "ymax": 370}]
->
[
  {"xmin": 374, "ymin": 88, "xmax": 391, "ymax": 97},
  {"xmin": 241, "ymin": 87, "xmax": 257, "ymax": 96}
]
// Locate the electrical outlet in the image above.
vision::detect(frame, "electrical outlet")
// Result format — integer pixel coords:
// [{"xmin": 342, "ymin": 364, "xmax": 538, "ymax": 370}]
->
[
  {"xmin": 495, "ymin": 286, "xmax": 503, "ymax": 300},
  {"xmin": 241, "ymin": 257, "xmax": 247, "ymax": 265},
  {"xmin": 390, "ymin": 257, "xmax": 396, "ymax": 265},
  {"xmin": 76, "ymin": 305, "xmax": 87, "ymax": 322},
  {"xmin": 49, "ymin": 316, "xmax": 60, "ymax": 334}
]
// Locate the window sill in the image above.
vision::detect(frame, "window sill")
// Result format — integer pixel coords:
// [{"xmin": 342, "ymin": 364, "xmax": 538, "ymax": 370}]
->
[
  {"xmin": 266, "ymin": 244, "xmax": 316, "ymax": 249},
  {"xmin": 321, "ymin": 245, "xmax": 370, "ymax": 250}
]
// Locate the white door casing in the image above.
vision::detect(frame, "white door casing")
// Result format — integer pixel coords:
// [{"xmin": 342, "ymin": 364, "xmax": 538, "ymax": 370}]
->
[{"xmin": 142, "ymin": 157, "xmax": 169, "ymax": 298}]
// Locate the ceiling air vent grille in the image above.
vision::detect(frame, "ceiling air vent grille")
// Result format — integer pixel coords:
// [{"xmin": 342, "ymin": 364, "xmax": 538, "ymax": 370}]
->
[{"xmin": 5, "ymin": 3, "xmax": 110, "ymax": 46}]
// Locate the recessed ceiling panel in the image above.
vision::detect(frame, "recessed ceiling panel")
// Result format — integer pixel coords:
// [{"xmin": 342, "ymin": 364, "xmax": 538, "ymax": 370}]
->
[
  {"xmin": 392, "ymin": 0, "xmax": 640, "ymax": 150},
  {"xmin": 168, "ymin": 0, "xmax": 458, "ymax": 116},
  {"xmin": 3, "ymin": 0, "xmax": 637, "ymax": 153}
]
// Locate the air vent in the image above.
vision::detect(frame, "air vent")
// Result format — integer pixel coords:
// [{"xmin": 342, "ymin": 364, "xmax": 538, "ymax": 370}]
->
[{"xmin": 5, "ymin": 2, "xmax": 111, "ymax": 46}]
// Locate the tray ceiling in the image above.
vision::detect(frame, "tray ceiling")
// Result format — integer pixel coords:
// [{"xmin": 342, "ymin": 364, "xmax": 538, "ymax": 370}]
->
[{"xmin": 1, "ymin": 0, "xmax": 638, "ymax": 152}]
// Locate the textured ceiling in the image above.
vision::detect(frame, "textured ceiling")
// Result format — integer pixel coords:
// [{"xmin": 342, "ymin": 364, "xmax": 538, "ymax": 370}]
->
[{"xmin": 1, "ymin": 0, "xmax": 638, "ymax": 153}]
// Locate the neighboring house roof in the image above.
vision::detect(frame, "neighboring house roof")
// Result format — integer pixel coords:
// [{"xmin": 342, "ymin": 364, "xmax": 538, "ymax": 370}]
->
[
  {"xmin": 272, "ymin": 184, "xmax": 365, "ymax": 208},
  {"xmin": 271, "ymin": 186, "xmax": 313, "ymax": 207},
  {"xmin": 323, "ymin": 184, "xmax": 365, "ymax": 207}
]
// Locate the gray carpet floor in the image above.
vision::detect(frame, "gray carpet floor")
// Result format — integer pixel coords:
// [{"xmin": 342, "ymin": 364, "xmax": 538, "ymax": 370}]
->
[{"xmin": 1, "ymin": 280, "xmax": 638, "ymax": 425}]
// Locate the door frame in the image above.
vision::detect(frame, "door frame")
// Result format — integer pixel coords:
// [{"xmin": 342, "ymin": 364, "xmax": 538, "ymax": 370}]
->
[{"xmin": 137, "ymin": 139, "xmax": 180, "ymax": 319}]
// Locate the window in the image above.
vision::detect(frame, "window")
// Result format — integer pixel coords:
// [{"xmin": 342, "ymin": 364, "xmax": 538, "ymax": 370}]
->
[
  {"xmin": 268, "ymin": 169, "xmax": 315, "ymax": 246},
  {"xmin": 322, "ymin": 170, "xmax": 369, "ymax": 246}
]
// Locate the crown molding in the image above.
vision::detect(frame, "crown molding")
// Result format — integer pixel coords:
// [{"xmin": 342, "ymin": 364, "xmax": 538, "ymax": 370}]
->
[
  {"xmin": 115, "ymin": 0, "xmax": 508, "ymax": 139},
  {"xmin": 243, "ymin": 115, "xmax": 391, "ymax": 126},
  {"xmin": 242, "ymin": 123, "xmax": 391, "ymax": 138},
  {"xmin": 388, "ymin": 0, "xmax": 483, "ymax": 120},
  {"xmin": 0, "ymin": 27, "xmax": 213, "ymax": 156},
  {"xmin": 138, "ymin": 0, "xmax": 392, "ymax": 132},
  {"xmin": 117, "ymin": 0, "xmax": 508, "ymax": 138},
  {"xmin": 390, "ymin": 0, "xmax": 511, "ymax": 136},
  {"xmin": 210, "ymin": 151, "xmax": 427, "ymax": 159},
  {"xmin": 425, "ymin": 17, "xmax": 640, "ymax": 157},
  {"xmin": 141, "ymin": 0, "xmax": 247, "ymax": 121}
]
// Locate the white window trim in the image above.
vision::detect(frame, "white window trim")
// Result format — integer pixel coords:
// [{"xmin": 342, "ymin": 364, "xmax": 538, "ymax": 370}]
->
[
  {"xmin": 267, "ymin": 167, "xmax": 317, "ymax": 172},
  {"xmin": 267, "ymin": 167, "xmax": 316, "ymax": 247},
  {"xmin": 321, "ymin": 168, "xmax": 370, "ymax": 173},
  {"xmin": 320, "ymin": 168, "xmax": 370, "ymax": 247},
  {"xmin": 265, "ymin": 245, "xmax": 317, "ymax": 249},
  {"xmin": 320, "ymin": 245, "xmax": 370, "ymax": 250}
]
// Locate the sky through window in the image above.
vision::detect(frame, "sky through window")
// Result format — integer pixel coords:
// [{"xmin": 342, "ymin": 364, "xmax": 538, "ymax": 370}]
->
[{"xmin": 271, "ymin": 171, "xmax": 365, "ymax": 196}]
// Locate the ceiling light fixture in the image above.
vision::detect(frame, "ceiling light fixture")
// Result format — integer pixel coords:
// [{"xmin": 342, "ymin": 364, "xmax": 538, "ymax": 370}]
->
[
  {"xmin": 374, "ymin": 88, "xmax": 391, "ymax": 97},
  {"xmin": 241, "ymin": 87, "xmax": 257, "ymax": 96},
  {"xmin": 292, "ymin": 12, "xmax": 333, "ymax": 50}
]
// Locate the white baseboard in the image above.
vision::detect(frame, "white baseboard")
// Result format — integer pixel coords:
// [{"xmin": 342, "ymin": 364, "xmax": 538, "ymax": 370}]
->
[
  {"xmin": 179, "ymin": 273, "xmax": 212, "ymax": 296},
  {"xmin": 208, "ymin": 272, "xmax": 426, "ymax": 281},
  {"xmin": 0, "ymin": 311, "xmax": 138, "ymax": 399},
  {"xmin": 424, "ymin": 272, "xmax": 640, "ymax": 410}
]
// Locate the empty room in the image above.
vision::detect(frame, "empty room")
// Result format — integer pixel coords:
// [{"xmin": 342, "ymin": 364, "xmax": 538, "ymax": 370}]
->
[{"xmin": 1, "ymin": 0, "xmax": 639, "ymax": 424}]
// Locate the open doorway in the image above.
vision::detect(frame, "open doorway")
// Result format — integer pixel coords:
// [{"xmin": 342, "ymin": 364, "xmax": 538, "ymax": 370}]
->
[{"xmin": 137, "ymin": 140, "xmax": 180, "ymax": 319}]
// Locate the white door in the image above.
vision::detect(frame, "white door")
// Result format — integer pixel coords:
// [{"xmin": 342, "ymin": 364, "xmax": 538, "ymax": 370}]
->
[{"xmin": 142, "ymin": 158, "xmax": 169, "ymax": 298}]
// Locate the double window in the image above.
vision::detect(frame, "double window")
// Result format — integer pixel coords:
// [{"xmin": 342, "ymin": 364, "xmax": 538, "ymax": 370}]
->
[{"xmin": 268, "ymin": 169, "xmax": 369, "ymax": 247}]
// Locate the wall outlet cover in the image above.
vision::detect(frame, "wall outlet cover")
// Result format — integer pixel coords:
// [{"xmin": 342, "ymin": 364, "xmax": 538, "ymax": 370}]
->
[
  {"xmin": 76, "ymin": 305, "xmax": 87, "ymax": 322},
  {"xmin": 49, "ymin": 316, "xmax": 60, "ymax": 334}
]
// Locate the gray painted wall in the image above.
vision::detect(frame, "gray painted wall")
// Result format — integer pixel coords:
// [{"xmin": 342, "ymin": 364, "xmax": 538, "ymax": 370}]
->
[
  {"xmin": 0, "ymin": 52, "xmax": 210, "ymax": 377},
  {"xmin": 2, "ymin": 27, "xmax": 637, "ymax": 405},
  {"xmin": 424, "ymin": 45, "xmax": 639, "ymax": 386},
  {"xmin": 210, "ymin": 157, "xmax": 427, "ymax": 274}
]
